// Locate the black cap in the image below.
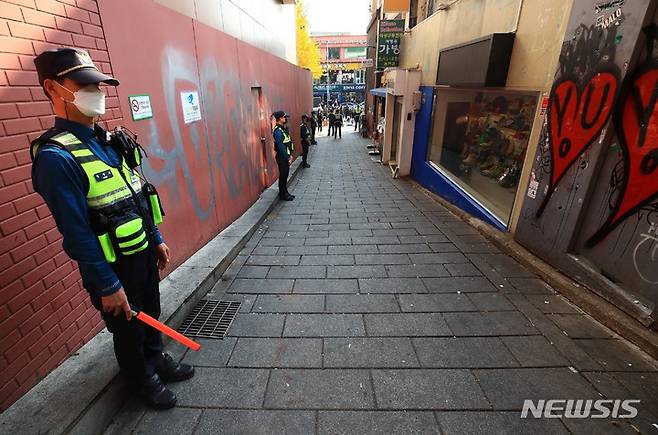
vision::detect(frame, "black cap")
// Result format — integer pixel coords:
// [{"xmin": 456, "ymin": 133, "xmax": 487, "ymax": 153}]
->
[
  {"xmin": 34, "ymin": 48, "xmax": 119, "ymax": 87},
  {"xmin": 272, "ymin": 110, "xmax": 287, "ymax": 120}
]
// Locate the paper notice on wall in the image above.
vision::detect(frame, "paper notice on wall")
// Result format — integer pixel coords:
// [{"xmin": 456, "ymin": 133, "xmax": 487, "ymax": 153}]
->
[
  {"xmin": 527, "ymin": 180, "xmax": 539, "ymax": 199},
  {"xmin": 180, "ymin": 91, "xmax": 201, "ymax": 124},
  {"xmin": 528, "ymin": 170, "xmax": 539, "ymax": 199},
  {"xmin": 527, "ymin": 171, "xmax": 539, "ymax": 199},
  {"xmin": 540, "ymin": 93, "xmax": 549, "ymax": 116}
]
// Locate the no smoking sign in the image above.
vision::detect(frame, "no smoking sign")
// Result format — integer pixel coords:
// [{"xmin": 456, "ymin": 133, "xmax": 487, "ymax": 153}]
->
[{"xmin": 128, "ymin": 94, "xmax": 153, "ymax": 121}]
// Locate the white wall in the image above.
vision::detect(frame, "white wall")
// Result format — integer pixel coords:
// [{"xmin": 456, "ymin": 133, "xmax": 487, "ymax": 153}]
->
[{"xmin": 155, "ymin": 0, "xmax": 297, "ymax": 63}]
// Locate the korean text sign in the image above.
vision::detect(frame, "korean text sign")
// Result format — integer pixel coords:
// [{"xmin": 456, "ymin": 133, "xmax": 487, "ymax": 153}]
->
[{"xmin": 377, "ymin": 20, "xmax": 404, "ymax": 69}]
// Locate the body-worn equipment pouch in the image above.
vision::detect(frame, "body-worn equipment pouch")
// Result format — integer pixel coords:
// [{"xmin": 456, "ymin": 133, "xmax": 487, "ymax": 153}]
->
[
  {"xmin": 111, "ymin": 212, "xmax": 149, "ymax": 256},
  {"xmin": 97, "ymin": 233, "xmax": 117, "ymax": 263},
  {"xmin": 89, "ymin": 209, "xmax": 117, "ymax": 263},
  {"xmin": 143, "ymin": 182, "xmax": 165, "ymax": 225}
]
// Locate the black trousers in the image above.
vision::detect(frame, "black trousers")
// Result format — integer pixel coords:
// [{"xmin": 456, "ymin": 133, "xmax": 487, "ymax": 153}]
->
[
  {"xmin": 310, "ymin": 126, "xmax": 316, "ymax": 143},
  {"xmin": 302, "ymin": 140, "xmax": 309, "ymax": 163},
  {"xmin": 333, "ymin": 124, "xmax": 342, "ymax": 139},
  {"xmin": 276, "ymin": 154, "xmax": 290, "ymax": 197},
  {"xmin": 91, "ymin": 248, "xmax": 163, "ymax": 384}
]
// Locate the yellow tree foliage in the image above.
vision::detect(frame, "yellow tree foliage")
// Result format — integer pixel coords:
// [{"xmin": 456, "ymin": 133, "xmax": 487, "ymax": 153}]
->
[{"xmin": 296, "ymin": 0, "xmax": 323, "ymax": 79}]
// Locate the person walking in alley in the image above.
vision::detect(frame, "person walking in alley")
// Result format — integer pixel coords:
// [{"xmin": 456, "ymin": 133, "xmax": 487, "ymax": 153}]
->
[
  {"xmin": 328, "ymin": 110, "xmax": 335, "ymax": 137},
  {"xmin": 272, "ymin": 110, "xmax": 295, "ymax": 200},
  {"xmin": 316, "ymin": 110, "xmax": 323, "ymax": 133},
  {"xmin": 30, "ymin": 48, "xmax": 193, "ymax": 410},
  {"xmin": 309, "ymin": 111, "xmax": 318, "ymax": 145},
  {"xmin": 300, "ymin": 114, "xmax": 312, "ymax": 168},
  {"xmin": 333, "ymin": 108, "xmax": 343, "ymax": 139}
]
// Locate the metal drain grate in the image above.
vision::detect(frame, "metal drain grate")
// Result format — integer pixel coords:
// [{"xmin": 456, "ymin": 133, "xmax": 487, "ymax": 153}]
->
[{"xmin": 178, "ymin": 300, "xmax": 241, "ymax": 339}]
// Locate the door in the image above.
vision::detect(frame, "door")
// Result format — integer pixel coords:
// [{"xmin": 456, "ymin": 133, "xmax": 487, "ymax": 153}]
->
[
  {"xmin": 251, "ymin": 87, "xmax": 269, "ymax": 191},
  {"xmin": 391, "ymin": 97, "xmax": 403, "ymax": 162}
]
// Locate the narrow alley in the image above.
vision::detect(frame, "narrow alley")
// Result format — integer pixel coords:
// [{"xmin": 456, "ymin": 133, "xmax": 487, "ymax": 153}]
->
[{"xmin": 105, "ymin": 130, "xmax": 658, "ymax": 435}]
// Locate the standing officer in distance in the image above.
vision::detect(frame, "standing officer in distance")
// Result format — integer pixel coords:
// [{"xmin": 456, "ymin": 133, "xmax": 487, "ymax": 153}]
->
[
  {"xmin": 300, "ymin": 114, "xmax": 312, "ymax": 168},
  {"xmin": 353, "ymin": 106, "xmax": 361, "ymax": 131},
  {"xmin": 272, "ymin": 110, "xmax": 295, "ymax": 200},
  {"xmin": 333, "ymin": 108, "xmax": 343, "ymax": 139},
  {"xmin": 31, "ymin": 48, "xmax": 193, "ymax": 409},
  {"xmin": 328, "ymin": 110, "xmax": 335, "ymax": 137}
]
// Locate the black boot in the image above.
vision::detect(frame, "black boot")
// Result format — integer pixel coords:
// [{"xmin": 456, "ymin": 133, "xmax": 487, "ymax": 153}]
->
[
  {"xmin": 139, "ymin": 373, "xmax": 177, "ymax": 409},
  {"xmin": 154, "ymin": 353, "xmax": 195, "ymax": 382}
]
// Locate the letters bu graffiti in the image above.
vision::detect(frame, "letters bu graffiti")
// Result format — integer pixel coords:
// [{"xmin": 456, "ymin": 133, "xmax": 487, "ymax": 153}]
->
[{"xmin": 521, "ymin": 399, "xmax": 640, "ymax": 419}]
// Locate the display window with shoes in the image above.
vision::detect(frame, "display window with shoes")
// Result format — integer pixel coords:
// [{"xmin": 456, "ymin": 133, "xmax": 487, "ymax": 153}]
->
[{"xmin": 427, "ymin": 89, "xmax": 538, "ymax": 223}]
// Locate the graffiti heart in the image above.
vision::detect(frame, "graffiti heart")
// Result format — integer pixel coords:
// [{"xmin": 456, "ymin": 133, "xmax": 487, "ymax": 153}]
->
[
  {"xmin": 537, "ymin": 71, "xmax": 619, "ymax": 216},
  {"xmin": 588, "ymin": 61, "xmax": 658, "ymax": 244}
]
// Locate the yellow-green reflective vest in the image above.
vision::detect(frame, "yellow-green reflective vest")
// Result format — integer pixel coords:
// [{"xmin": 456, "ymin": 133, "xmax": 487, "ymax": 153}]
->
[
  {"xmin": 31, "ymin": 131, "xmax": 150, "ymax": 262},
  {"xmin": 276, "ymin": 125, "xmax": 294, "ymax": 156}
]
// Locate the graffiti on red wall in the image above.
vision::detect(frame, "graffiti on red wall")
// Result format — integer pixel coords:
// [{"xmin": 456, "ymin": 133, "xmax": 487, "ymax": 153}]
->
[
  {"xmin": 142, "ymin": 46, "xmax": 284, "ymax": 221},
  {"xmin": 588, "ymin": 26, "xmax": 658, "ymax": 245},
  {"xmin": 537, "ymin": 24, "xmax": 621, "ymax": 217}
]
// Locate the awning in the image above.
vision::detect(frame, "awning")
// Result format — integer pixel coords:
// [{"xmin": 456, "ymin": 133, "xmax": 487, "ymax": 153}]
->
[{"xmin": 369, "ymin": 87, "xmax": 387, "ymax": 97}]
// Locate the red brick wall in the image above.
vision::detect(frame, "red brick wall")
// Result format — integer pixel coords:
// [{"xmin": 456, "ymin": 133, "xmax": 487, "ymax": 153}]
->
[{"xmin": 0, "ymin": 0, "xmax": 124, "ymax": 411}]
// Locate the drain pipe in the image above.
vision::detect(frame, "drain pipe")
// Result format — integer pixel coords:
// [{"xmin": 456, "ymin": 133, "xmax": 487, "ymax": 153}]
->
[{"xmin": 512, "ymin": 0, "xmax": 524, "ymax": 33}]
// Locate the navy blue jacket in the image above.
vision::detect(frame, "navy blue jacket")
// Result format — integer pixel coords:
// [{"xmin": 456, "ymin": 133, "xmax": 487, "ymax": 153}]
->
[{"xmin": 272, "ymin": 124, "xmax": 289, "ymax": 158}]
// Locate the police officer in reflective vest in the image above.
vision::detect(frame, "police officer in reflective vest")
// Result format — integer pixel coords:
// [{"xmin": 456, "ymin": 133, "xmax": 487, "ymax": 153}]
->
[
  {"xmin": 272, "ymin": 111, "xmax": 295, "ymax": 200},
  {"xmin": 31, "ymin": 48, "xmax": 193, "ymax": 409},
  {"xmin": 300, "ymin": 114, "xmax": 312, "ymax": 168},
  {"xmin": 333, "ymin": 109, "xmax": 343, "ymax": 139}
]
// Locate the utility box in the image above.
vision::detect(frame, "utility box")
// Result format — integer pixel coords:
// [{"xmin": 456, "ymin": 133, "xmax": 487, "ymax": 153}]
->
[{"xmin": 381, "ymin": 68, "xmax": 421, "ymax": 178}]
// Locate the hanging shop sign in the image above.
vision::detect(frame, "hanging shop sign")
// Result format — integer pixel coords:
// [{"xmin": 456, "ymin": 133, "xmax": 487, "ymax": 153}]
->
[
  {"xmin": 377, "ymin": 20, "xmax": 404, "ymax": 69},
  {"xmin": 383, "ymin": 0, "xmax": 410, "ymax": 13}
]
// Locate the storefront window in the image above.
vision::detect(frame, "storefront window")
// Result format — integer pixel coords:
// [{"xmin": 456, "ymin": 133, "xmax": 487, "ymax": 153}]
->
[{"xmin": 427, "ymin": 89, "xmax": 538, "ymax": 223}]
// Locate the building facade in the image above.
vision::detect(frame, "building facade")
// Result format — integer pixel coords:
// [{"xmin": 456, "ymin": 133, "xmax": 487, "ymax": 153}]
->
[
  {"xmin": 312, "ymin": 33, "xmax": 367, "ymax": 104},
  {"xmin": 0, "ymin": 0, "xmax": 310, "ymax": 410},
  {"xmin": 364, "ymin": 0, "xmax": 410, "ymax": 147},
  {"xmin": 379, "ymin": 0, "xmax": 658, "ymax": 330}
]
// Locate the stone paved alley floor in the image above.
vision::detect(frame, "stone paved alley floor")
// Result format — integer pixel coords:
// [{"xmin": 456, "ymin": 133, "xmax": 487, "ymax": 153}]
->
[{"xmin": 106, "ymin": 129, "xmax": 658, "ymax": 435}]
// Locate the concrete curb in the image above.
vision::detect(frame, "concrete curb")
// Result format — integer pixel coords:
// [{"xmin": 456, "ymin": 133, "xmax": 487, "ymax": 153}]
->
[
  {"xmin": 410, "ymin": 180, "xmax": 658, "ymax": 361},
  {"xmin": 0, "ymin": 158, "xmax": 305, "ymax": 435}
]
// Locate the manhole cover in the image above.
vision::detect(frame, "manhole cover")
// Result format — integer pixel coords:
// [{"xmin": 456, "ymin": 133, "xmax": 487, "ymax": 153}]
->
[{"xmin": 178, "ymin": 300, "xmax": 241, "ymax": 339}]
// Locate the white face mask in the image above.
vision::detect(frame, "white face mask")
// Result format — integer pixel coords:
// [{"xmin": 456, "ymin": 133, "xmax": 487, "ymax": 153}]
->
[{"xmin": 55, "ymin": 82, "xmax": 106, "ymax": 117}]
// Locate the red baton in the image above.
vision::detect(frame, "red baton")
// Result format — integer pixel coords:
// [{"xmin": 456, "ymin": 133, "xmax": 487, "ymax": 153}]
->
[{"xmin": 131, "ymin": 310, "xmax": 201, "ymax": 352}]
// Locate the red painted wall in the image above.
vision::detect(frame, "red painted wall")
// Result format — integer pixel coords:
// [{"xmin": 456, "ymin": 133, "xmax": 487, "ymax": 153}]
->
[
  {"xmin": 0, "ymin": 0, "xmax": 120, "ymax": 411},
  {"xmin": 98, "ymin": 0, "xmax": 313, "ymax": 270},
  {"xmin": 0, "ymin": 0, "xmax": 311, "ymax": 411}
]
